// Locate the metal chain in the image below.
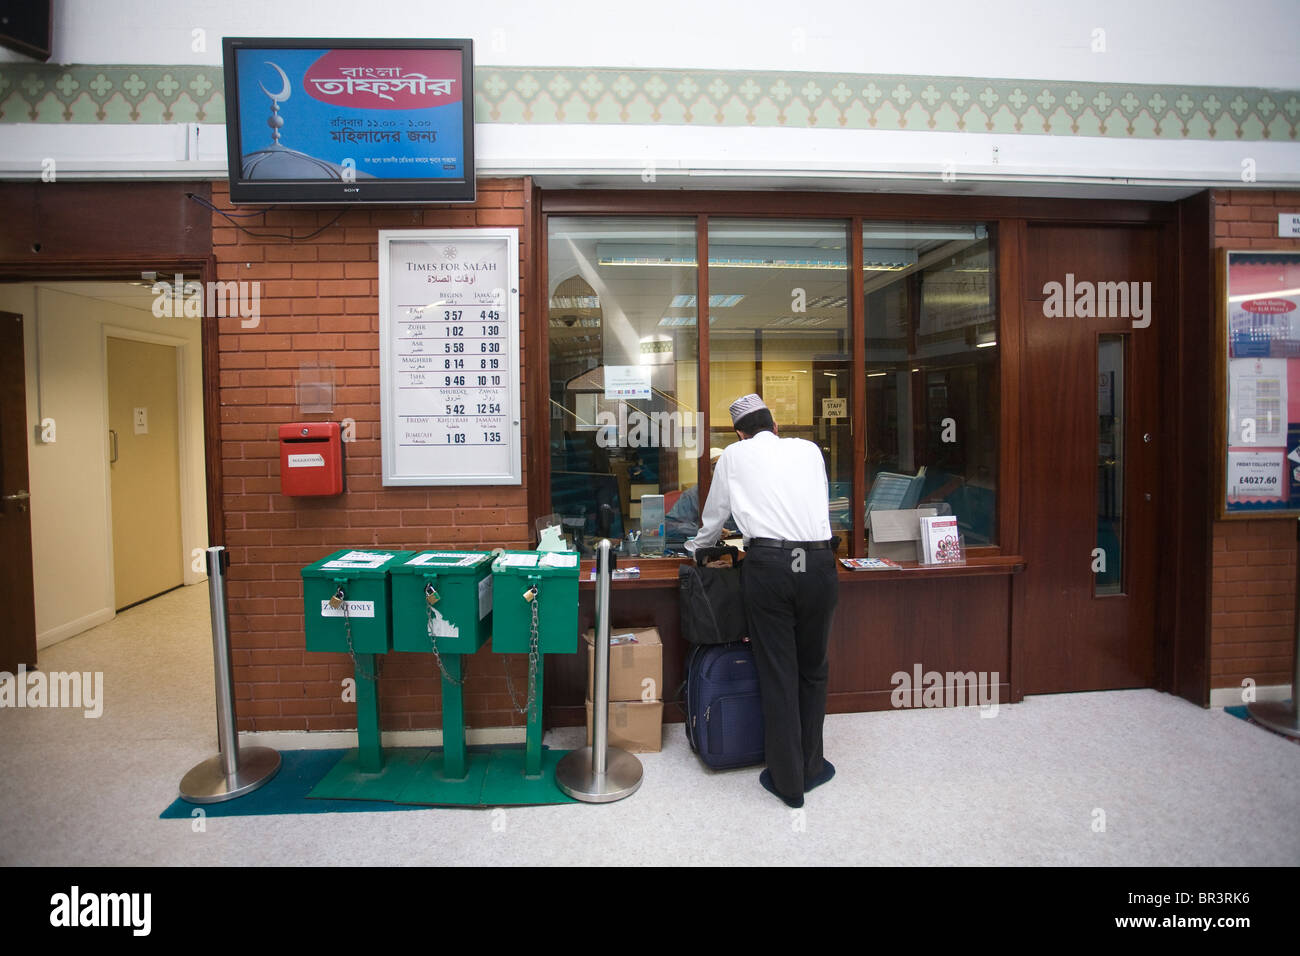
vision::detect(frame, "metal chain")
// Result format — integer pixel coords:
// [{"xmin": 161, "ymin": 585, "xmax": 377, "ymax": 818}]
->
[
  {"xmin": 338, "ymin": 586, "xmax": 382, "ymax": 682},
  {"xmin": 527, "ymin": 595, "xmax": 540, "ymax": 722},
  {"xmin": 504, "ymin": 584, "xmax": 540, "ymax": 720},
  {"xmin": 427, "ymin": 600, "xmax": 469, "ymax": 686}
]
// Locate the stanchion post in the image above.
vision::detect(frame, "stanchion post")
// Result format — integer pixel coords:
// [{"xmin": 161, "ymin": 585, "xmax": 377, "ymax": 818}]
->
[
  {"xmin": 554, "ymin": 539, "xmax": 643, "ymax": 802},
  {"xmin": 592, "ymin": 540, "xmax": 611, "ymax": 776},
  {"xmin": 179, "ymin": 546, "xmax": 282, "ymax": 802},
  {"xmin": 210, "ymin": 546, "xmax": 240, "ymax": 777}
]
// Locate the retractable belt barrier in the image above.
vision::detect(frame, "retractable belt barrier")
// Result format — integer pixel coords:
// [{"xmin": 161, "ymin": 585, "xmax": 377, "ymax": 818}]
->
[
  {"xmin": 555, "ymin": 539, "xmax": 644, "ymax": 802},
  {"xmin": 179, "ymin": 546, "xmax": 281, "ymax": 803}
]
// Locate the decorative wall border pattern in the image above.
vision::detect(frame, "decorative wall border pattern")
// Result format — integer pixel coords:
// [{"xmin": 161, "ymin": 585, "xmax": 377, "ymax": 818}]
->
[{"xmin": 0, "ymin": 64, "xmax": 1296, "ymax": 141}]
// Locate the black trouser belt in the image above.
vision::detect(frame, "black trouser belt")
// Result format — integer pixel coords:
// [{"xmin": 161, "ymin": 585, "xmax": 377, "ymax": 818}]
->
[{"xmin": 747, "ymin": 537, "xmax": 836, "ymax": 551}]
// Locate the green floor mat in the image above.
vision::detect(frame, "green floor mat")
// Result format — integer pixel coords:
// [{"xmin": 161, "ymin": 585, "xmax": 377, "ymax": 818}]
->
[
  {"xmin": 307, "ymin": 747, "xmax": 431, "ymax": 802},
  {"xmin": 389, "ymin": 752, "xmax": 492, "ymax": 806},
  {"xmin": 307, "ymin": 746, "xmax": 579, "ymax": 807},
  {"xmin": 160, "ymin": 748, "xmax": 431, "ymax": 818},
  {"xmin": 479, "ymin": 748, "xmax": 577, "ymax": 806}
]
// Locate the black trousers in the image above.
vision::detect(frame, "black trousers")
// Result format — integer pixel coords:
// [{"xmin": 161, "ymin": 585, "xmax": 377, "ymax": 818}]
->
[{"xmin": 740, "ymin": 545, "xmax": 839, "ymax": 800}]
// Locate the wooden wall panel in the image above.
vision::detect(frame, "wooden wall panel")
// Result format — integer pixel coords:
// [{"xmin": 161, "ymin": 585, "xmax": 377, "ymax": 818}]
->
[
  {"xmin": 548, "ymin": 574, "xmax": 1014, "ymax": 727},
  {"xmin": 0, "ymin": 181, "xmax": 212, "ymax": 266}
]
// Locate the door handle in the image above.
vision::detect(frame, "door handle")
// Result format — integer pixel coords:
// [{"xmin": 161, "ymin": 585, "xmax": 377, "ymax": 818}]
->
[
  {"xmin": 109, "ymin": 428, "xmax": 119, "ymax": 464},
  {"xmin": 3, "ymin": 490, "xmax": 29, "ymax": 513}
]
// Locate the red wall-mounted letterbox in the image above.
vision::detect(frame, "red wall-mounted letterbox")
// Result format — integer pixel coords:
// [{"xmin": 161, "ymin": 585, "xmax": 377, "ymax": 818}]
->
[{"xmin": 279, "ymin": 422, "xmax": 345, "ymax": 497}]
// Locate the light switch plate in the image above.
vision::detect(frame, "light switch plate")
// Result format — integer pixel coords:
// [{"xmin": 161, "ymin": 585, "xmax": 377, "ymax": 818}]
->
[{"xmin": 133, "ymin": 407, "xmax": 148, "ymax": 435}]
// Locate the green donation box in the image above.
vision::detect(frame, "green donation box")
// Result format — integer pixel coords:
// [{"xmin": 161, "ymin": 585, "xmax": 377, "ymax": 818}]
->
[
  {"xmin": 390, "ymin": 551, "xmax": 496, "ymax": 782},
  {"xmin": 301, "ymin": 549, "xmax": 413, "ymax": 654},
  {"xmin": 490, "ymin": 551, "xmax": 580, "ymax": 654},
  {"xmin": 301, "ymin": 549, "xmax": 413, "ymax": 773},
  {"xmin": 490, "ymin": 550, "xmax": 580, "ymax": 778},
  {"xmin": 390, "ymin": 551, "xmax": 494, "ymax": 654}
]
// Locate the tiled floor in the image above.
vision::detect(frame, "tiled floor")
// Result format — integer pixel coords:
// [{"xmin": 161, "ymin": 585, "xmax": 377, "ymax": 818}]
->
[{"xmin": 2, "ymin": 583, "xmax": 1298, "ymax": 866}]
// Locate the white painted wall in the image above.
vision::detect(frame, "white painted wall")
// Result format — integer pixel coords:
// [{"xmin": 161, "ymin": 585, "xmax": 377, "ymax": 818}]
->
[
  {"xmin": 0, "ymin": 284, "xmax": 208, "ymax": 648},
  {"xmin": 1, "ymin": 0, "xmax": 1298, "ymax": 191},
  {"xmin": 3, "ymin": 0, "xmax": 1298, "ymax": 87}
]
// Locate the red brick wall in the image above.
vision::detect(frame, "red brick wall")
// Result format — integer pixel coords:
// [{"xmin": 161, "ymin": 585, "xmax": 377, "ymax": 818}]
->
[
  {"xmin": 1210, "ymin": 189, "xmax": 1300, "ymax": 690},
  {"xmin": 212, "ymin": 179, "xmax": 537, "ymax": 732}
]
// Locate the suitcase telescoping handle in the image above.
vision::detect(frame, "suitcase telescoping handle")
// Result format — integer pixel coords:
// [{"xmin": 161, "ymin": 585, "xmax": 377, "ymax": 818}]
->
[{"xmin": 695, "ymin": 544, "xmax": 741, "ymax": 568}]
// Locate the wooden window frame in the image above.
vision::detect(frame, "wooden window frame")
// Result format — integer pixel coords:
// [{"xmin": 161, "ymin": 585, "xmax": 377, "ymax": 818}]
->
[{"xmin": 533, "ymin": 188, "xmax": 1175, "ymax": 559}]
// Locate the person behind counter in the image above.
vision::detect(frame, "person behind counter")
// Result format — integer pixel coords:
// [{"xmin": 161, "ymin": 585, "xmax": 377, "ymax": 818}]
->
[
  {"xmin": 665, "ymin": 447, "xmax": 736, "ymax": 549},
  {"xmin": 685, "ymin": 393, "xmax": 839, "ymax": 809}
]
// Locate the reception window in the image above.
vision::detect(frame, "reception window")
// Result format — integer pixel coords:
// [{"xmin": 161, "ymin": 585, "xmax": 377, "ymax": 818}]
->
[
  {"xmin": 863, "ymin": 223, "xmax": 999, "ymax": 546},
  {"xmin": 706, "ymin": 219, "xmax": 853, "ymax": 544},
  {"xmin": 547, "ymin": 218, "xmax": 699, "ymax": 554},
  {"xmin": 545, "ymin": 213, "xmax": 1000, "ymax": 556}
]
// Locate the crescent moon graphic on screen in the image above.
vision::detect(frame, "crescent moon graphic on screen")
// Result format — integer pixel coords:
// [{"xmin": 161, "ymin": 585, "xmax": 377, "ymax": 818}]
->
[{"xmin": 259, "ymin": 62, "xmax": 290, "ymax": 103}]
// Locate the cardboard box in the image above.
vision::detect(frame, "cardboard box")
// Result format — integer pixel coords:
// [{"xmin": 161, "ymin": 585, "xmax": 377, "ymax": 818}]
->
[
  {"xmin": 584, "ymin": 626, "xmax": 663, "ymax": 702},
  {"xmin": 867, "ymin": 508, "xmax": 937, "ymax": 563},
  {"xmin": 585, "ymin": 698, "xmax": 663, "ymax": 753}
]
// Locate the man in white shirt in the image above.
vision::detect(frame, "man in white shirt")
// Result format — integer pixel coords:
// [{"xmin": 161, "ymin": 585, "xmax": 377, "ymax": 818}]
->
[{"xmin": 687, "ymin": 394, "xmax": 839, "ymax": 808}]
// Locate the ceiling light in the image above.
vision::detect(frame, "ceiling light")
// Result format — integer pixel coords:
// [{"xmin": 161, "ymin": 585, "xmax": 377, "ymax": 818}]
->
[
  {"xmin": 670, "ymin": 293, "xmax": 745, "ymax": 308},
  {"xmin": 861, "ymin": 224, "xmax": 987, "ymax": 241},
  {"xmin": 550, "ymin": 294, "xmax": 600, "ymax": 309},
  {"xmin": 598, "ymin": 243, "xmax": 850, "ymax": 270},
  {"xmin": 863, "ymin": 248, "xmax": 919, "ymax": 271}
]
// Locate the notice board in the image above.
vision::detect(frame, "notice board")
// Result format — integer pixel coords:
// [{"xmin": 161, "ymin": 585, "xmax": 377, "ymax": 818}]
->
[
  {"xmin": 379, "ymin": 229, "xmax": 521, "ymax": 485},
  {"xmin": 1217, "ymin": 249, "xmax": 1300, "ymax": 517}
]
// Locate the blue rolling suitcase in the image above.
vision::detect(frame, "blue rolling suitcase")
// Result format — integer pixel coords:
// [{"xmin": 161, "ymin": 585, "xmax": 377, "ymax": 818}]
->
[
  {"xmin": 684, "ymin": 642, "xmax": 766, "ymax": 770},
  {"xmin": 680, "ymin": 545, "xmax": 765, "ymax": 769}
]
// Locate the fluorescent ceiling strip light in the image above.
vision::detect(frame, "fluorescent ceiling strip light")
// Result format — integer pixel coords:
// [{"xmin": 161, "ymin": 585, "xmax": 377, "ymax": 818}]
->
[
  {"xmin": 670, "ymin": 293, "xmax": 745, "ymax": 307},
  {"xmin": 549, "ymin": 294, "xmax": 601, "ymax": 309},
  {"xmin": 861, "ymin": 225, "xmax": 987, "ymax": 241},
  {"xmin": 1228, "ymin": 287, "xmax": 1300, "ymax": 302},
  {"xmin": 597, "ymin": 243, "xmax": 850, "ymax": 269}
]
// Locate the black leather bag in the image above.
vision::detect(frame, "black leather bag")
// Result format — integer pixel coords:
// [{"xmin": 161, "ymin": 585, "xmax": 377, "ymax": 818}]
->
[{"xmin": 678, "ymin": 545, "xmax": 746, "ymax": 645}]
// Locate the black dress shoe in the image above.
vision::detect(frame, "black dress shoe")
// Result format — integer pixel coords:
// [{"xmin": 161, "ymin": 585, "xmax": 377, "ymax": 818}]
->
[
  {"xmin": 759, "ymin": 769, "xmax": 804, "ymax": 808},
  {"xmin": 804, "ymin": 760, "xmax": 836, "ymax": 792}
]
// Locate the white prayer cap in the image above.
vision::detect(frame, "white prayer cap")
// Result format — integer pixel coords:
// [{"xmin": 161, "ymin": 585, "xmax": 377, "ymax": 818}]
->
[{"xmin": 728, "ymin": 393, "xmax": 767, "ymax": 425}]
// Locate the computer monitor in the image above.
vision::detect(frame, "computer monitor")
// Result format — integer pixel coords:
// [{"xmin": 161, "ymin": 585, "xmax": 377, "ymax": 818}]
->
[{"xmin": 865, "ymin": 466, "xmax": 927, "ymax": 513}]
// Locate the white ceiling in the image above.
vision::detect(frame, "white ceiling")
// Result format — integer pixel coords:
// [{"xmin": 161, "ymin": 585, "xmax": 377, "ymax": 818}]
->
[{"xmin": 31, "ymin": 280, "xmax": 163, "ymax": 314}]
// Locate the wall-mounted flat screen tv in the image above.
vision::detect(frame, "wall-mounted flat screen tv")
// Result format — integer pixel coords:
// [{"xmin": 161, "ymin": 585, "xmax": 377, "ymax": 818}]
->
[
  {"xmin": 0, "ymin": 0, "xmax": 52, "ymax": 60},
  {"xmin": 222, "ymin": 37, "xmax": 475, "ymax": 204}
]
